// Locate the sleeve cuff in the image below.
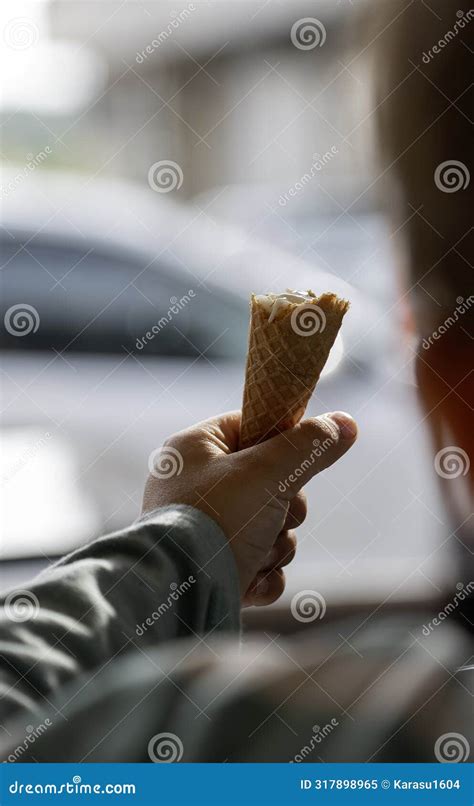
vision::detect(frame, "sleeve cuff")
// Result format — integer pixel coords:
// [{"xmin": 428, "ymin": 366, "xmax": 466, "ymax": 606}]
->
[{"xmin": 138, "ymin": 504, "xmax": 241, "ymax": 633}]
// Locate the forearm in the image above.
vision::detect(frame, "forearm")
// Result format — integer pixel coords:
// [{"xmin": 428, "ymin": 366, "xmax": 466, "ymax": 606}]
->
[{"xmin": 0, "ymin": 505, "xmax": 240, "ymax": 723}]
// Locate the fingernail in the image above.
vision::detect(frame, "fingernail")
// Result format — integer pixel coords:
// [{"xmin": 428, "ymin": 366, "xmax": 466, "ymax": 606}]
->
[{"xmin": 327, "ymin": 411, "xmax": 357, "ymax": 440}]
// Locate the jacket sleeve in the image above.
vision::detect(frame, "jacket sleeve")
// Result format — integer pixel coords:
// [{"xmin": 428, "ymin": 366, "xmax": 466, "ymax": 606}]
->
[{"xmin": 0, "ymin": 505, "xmax": 241, "ymax": 724}]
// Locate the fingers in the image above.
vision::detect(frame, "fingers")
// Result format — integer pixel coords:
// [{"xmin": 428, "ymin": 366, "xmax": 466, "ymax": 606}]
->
[
  {"xmin": 263, "ymin": 530, "xmax": 297, "ymax": 569},
  {"xmin": 243, "ymin": 530, "xmax": 296, "ymax": 606},
  {"xmin": 199, "ymin": 411, "xmax": 242, "ymax": 453},
  {"xmin": 284, "ymin": 491, "xmax": 307, "ymax": 530},
  {"xmin": 166, "ymin": 411, "xmax": 242, "ymax": 455},
  {"xmin": 243, "ymin": 568, "xmax": 286, "ymax": 608},
  {"xmin": 248, "ymin": 411, "xmax": 358, "ymax": 496}
]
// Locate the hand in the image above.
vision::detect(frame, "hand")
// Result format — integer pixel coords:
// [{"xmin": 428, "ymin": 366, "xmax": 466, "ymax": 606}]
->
[{"xmin": 142, "ymin": 410, "xmax": 357, "ymax": 606}]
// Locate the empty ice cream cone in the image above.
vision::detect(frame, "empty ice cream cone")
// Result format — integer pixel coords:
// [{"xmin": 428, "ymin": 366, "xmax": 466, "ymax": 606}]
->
[{"xmin": 239, "ymin": 290, "xmax": 349, "ymax": 449}]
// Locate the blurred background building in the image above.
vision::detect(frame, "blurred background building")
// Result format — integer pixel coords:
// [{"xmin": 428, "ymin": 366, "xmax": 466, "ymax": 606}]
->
[{"xmin": 2, "ymin": 1, "xmax": 377, "ymax": 204}]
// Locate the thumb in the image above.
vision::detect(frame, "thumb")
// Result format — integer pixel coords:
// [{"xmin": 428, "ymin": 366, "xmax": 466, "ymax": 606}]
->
[{"xmin": 247, "ymin": 412, "xmax": 357, "ymax": 497}]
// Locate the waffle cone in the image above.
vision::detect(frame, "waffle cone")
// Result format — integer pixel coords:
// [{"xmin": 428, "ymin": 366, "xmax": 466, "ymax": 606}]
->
[{"xmin": 239, "ymin": 292, "xmax": 349, "ymax": 449}]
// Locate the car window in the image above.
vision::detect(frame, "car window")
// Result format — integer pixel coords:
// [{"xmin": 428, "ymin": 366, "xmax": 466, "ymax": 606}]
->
[{"xmin": 0, "ymin": 235, "xmax": 248, "ymax": 358}]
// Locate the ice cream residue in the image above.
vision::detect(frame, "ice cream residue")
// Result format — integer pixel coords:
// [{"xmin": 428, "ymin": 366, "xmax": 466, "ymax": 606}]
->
[{"xmin": 254, "ymin": 289, "xmax": 316, "ymax": 323}]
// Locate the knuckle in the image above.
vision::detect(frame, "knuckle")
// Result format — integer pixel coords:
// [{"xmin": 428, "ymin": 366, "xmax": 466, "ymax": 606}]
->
[
  {"xmin": 282, "ymin": 540, "xmax": 296, "ymax": 565},
  {"xmin": 162, "ymin": 425, "xmax": 204, "ymax": 457},
  {"xmin": 163, "ymin": 431, "xmax": 185, "ymax": 450},
  {"xmin": 298, "ymin": 489, "xmax": 308, "ymax": 511},
  {"xmin": 288, "ymin": 529, "xmax": 297, "ymax": 550},
  {"xmin": 269, "ymin": 570, "xmax": 286, "ymax": 601},
  {"xmin": 288, "ymin": 492, "xmax": 307, "ymax": 526}
]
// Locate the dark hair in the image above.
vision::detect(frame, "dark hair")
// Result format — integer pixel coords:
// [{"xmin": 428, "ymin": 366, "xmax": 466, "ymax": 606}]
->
[{"xmin": 373, "ymin": 0, "xmax": 473, "ymax": 333}]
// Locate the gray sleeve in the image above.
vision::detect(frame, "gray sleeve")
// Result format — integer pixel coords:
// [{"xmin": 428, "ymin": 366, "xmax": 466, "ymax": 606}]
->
[{"xmin": 0, "ymin": 505, "xmax": 241, "ymax": 723}]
